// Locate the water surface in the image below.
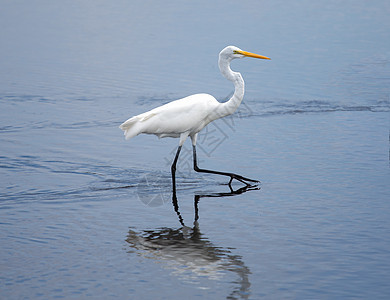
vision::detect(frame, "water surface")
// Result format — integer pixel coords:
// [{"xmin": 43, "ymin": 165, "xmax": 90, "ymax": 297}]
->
[{"xmin": 1, "ymin": 1, "xmax": 389, "ymax": 299}]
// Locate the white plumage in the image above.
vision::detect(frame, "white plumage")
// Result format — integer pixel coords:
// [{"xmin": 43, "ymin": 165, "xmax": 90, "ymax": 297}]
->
[
  {"xmin": 120, "ymin": 93, "xmax": 218, "ymax": 142},
  {"xmin": 119, "ymin": 45, "xmax": 270, "ymax": 185}
]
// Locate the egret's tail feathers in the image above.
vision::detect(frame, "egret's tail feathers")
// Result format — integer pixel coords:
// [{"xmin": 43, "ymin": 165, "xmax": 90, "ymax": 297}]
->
[
  {"xmin": 119, "ymin": 117, "xmax": 136, "ymax": 131},
  {"xmin": 119, "ymin": 112, "xmax": 157, "ymax": 140},
  {"xmin": 119, "ymin": 117, "xmax": 140, "ymax": 140}
]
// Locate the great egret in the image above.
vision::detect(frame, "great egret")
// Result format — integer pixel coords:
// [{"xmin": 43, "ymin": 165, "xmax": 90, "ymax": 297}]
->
[{"xmin": 120, "ymin": 45, "xmax": 270, "ymax": 185}]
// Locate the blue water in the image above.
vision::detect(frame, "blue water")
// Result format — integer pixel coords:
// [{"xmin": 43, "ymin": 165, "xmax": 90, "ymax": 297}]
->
[{"xmin": 1, "ymin": 1, "xmax": 389, "ymax": 299}]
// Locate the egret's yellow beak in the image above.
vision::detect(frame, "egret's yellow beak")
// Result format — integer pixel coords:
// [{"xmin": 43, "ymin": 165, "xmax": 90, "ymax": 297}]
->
[{"xmin": 235, "ymin": 50, "xmax": 271, "ymax": 60}]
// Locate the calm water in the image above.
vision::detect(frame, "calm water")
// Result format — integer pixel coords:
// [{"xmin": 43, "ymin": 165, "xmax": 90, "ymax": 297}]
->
[{"xmin": 1, "ymin": 1, "xmax": 390, "ymax": 299}]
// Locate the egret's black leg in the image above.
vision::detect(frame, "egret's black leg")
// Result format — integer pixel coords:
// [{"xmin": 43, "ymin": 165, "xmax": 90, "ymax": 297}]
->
[
  {"xmin": 192, "ymin": 145, "xmax": 259, "ymax": 185},
  {"xmin": 171, "ymin": 146, "xmax": 182, "ymax": 191},
  {"xmin": 171, "ymin": 145, "xmax": 186, "ymax": 226}
]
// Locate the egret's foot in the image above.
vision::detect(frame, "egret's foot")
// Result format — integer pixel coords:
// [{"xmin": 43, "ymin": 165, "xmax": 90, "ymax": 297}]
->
[{"xmin": 228, "ymin": 174, "xmax": 260, "ymax": 187}]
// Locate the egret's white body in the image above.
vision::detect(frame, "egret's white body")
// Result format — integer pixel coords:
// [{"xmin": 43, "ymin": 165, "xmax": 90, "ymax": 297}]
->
[
  {"xmin": 120, "ymin": 93, "xmax": 219, "ymax": 143},
  {"xmin": 120, "ymin": 46, "xmax": 270, "ymax": 185}
]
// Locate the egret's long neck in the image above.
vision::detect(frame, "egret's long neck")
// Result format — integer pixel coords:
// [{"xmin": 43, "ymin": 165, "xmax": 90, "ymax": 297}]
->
[{"xmin": 217, "ymin": 58, "xmax": 245, "ymax": 119}]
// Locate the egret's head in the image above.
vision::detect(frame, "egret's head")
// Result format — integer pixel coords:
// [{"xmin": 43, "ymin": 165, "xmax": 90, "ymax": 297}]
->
[{"xmin": 219, "ymin": 45, "xmax": 270, "ymax": 61}]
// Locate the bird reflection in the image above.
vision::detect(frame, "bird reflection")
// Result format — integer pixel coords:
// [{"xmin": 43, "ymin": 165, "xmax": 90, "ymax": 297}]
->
[
  {"xmin": 126, "ymin": 182, "xmax": 259, "ymax": 299},
  {"xmin": 173, "ymin": 183, "xmax": 259, "ymax": 227}
]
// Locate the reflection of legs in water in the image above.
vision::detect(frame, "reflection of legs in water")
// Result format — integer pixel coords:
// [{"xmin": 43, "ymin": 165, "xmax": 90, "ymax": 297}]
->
[
  {"xmin": 194, "ymin": 195, "xmax": 200, "ymax": 223},
  {"xmin": 170, "ymin": 139, "xmax": 260, "ymax": 226},
  {"xmin": 172, "ymin": 190, "xmax": 185, "ymax": 227},
  {"xmin": 171, "ymin": 179, "xmax": 260, "ymax": 227}
]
